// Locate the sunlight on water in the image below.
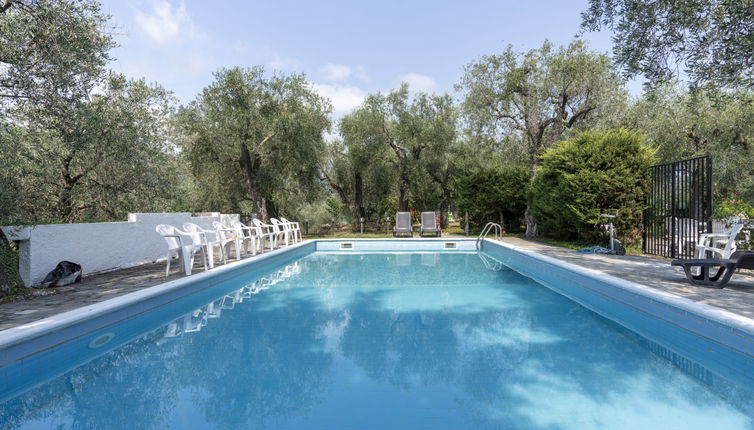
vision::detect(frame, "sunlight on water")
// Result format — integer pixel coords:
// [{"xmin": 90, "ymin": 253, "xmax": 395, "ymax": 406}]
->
[{"xmin": 0, "ymin": 252, "xmax": 752, "ymax": 430}]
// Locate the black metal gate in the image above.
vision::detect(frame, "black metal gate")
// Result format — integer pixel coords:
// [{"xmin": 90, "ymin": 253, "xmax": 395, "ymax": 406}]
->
[{"xmin": 643, "ymin": 156, "xmax": 713, "ymax": 259}]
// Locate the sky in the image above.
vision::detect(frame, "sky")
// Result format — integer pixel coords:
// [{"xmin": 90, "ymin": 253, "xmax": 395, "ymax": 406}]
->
[{"xmin": 99, "ymin": 0, "xmax": 621, "ymax": 119}]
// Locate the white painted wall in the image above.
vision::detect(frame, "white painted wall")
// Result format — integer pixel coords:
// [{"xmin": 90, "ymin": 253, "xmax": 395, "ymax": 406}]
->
[{"xmin": 2, "ymin": 212, "xmax": 237, "ymax": 287}]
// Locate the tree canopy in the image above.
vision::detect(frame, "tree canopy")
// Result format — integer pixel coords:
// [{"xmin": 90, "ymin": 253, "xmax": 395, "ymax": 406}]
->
[
  {"xmin": 581, "ymin": 0, "xmax": 754, "ymax": 88},
  {"xmin": 178, "ymin": 67, "xmax": 332, "ymax": 221},
  {"xmin": 457, "ymin": 40, "xmax": 626, "ymax": 236},
  {"xmin": 0, "ymin": 0, "xmax": 114, "ymax": 111},
  {"xmin": 1, "ymin": 0, "xmax": 753, "ymax": 252},
  {"xmin": 326, "ymin": 84, "xmax": 457, "ymax": 224},
  {"xmin": 3, "ymin": 74, "xmax": 179, "ymax": 222}
]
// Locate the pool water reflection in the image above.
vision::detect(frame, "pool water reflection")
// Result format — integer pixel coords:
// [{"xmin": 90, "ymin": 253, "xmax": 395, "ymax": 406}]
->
[{"xmin": 1, "ymin": 252, "xmax": 753, "ymax": 430}]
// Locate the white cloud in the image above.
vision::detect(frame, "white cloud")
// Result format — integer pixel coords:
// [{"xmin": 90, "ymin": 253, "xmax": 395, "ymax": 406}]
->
[
  {"xmin": 321, "ymin": 64, "xmax": 352, "ymax": 81},
  {"xmin": 134, "ymin": 0, "xmax": 202, "ymax": 46},
  {"xmin": 267, "ymin": 54, "xmax": 301, "ymax": 71},
  {"xmin": 353, "ymin": 65, "xmax": 371, "ymax": 83},
  {"xmin": 311, "ymin": 83, "xmax": 366, "ymax": 119},
  {"xmin": 399, "ymin": 73, "xmax": 436, "ymax": 92}
]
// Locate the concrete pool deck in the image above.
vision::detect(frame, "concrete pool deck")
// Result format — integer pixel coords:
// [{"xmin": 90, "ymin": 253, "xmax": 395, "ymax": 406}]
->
[
  {"xmin": 1, "ymin": 236, "xmax": 753, "ymax": 332},
  {"xmin": 496, "ymin": 237, "xmax": 754, "ymax": 319}
]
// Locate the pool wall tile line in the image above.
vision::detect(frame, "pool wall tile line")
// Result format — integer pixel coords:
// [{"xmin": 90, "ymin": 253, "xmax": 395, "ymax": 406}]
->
[
  {"xmin": 482, "ymin": 239, "xmax": 754, "ymax": 384},
  {"xmin": 0, "ymin": 241, "xmax": 316, "ymax": 368},
  {"xmin": 315, "ymin": 238, "xmax": 477, "ymax": 252}
]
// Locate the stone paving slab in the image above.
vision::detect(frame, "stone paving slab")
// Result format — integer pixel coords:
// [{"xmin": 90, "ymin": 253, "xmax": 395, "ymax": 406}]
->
[
  {"xmin": 0, "ymin": 260, "xmax": 207, "ymax": 331},
  {"xmin": 1, "ymin": 236, "xmax": 752, "ymax": 332},
  {"xmin": 497, "ymin": 237, "xmax": 754, "ymax": 319}
]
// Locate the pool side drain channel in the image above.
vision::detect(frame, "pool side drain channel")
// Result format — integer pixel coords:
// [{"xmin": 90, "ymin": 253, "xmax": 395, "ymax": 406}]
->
[{"xmin": 340, "ymin": 242, "xmax": 354, "ymax": 250}]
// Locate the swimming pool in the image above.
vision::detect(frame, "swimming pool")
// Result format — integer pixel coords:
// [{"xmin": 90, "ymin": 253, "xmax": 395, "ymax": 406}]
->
[{"xmin": 1, "ymin": 239, "xmax": 753, "ymax": 429}]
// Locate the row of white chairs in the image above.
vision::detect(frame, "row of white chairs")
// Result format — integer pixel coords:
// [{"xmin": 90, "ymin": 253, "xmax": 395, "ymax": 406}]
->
[
  {"xmin": 155, "ymin": 217, "xmax": 302, "ymax": 277},
  {"xmin": 159, "ymin": 262, "xmax": 301, "ymax": 339}
]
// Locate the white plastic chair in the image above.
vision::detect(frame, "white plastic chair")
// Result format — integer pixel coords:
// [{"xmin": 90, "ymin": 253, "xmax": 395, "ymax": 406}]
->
[
  {"xmin": 183, "ymin": 223, "xmax": 226, "ymax": 268},
  {"xmin": 252, "ymin": 218, "xmax": 277, "ymax": 250},
  {"xmin": 213, "ymin": 221, "xmax": 243, "ymax": 261},
  {"xmin": 155, "ymin": 224, "xmax": 207, "ymax": 276},
  {"xmin": 267, "ymin": 218, "xmax": 288, "ymax": 247},
  {"xmin": 271, "ymin": 218, "xmax": 294, "ymax": 246},
  {"xmin": 695, "ymin": 222, "xmax": 745, "ymax": 259},
  {"xmin": 230, "ymin": 221, "xmax": 260, "ymax": 256},
  {"xmin": 280, "ymin": 217, "xmax": 302, "ymax": 242}
]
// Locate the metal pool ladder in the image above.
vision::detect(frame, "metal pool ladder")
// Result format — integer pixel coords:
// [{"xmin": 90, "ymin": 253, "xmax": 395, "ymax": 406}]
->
[{"xmin": 476, "ymin": 222, "xmax": 503, "ymax": 250}]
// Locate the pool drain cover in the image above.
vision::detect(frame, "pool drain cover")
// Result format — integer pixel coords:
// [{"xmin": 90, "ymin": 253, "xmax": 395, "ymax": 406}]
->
[{"xmin": 88, "ymin": 332, "xmax": 115, "ymax": 349}]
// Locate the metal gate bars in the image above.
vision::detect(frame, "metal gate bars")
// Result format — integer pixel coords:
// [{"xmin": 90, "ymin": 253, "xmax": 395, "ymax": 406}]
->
[{"xmin": 643, "ymin": 156, "xmax": 713, "ymax": 259}]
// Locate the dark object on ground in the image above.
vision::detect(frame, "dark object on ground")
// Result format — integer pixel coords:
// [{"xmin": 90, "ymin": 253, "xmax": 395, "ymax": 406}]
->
[
  {"xmin": 671, "ymin": 251, "xmax": 754, "ymax": 289},
  {"xmin": 41, "ymin": 261, "xmax": 83, "ymax": 288}
]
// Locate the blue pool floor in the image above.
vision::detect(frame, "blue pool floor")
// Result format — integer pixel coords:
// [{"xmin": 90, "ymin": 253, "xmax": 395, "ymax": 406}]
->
[{"xmin": 1, "ymin": 252, "xmax": 753, "ymax": 430}]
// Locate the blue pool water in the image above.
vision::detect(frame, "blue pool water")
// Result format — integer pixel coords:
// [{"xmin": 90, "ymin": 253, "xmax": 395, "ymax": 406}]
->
[{"xmin": 1, "ymin": 251, "xmax": 753, "ymax": 429}]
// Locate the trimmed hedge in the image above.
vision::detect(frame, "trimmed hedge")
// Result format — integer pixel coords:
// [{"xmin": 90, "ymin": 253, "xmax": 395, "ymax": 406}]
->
[
  {"xmin": 455, "ymin": 164, "xmax": 530, "ymax": 232},
  {"xmin": 530, "ymin": 129, "xmax": 656, "ymax": 245}
]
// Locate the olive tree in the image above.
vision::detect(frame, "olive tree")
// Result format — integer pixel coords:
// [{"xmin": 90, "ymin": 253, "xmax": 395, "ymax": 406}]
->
[
  {"xmin": 625, "ymin": 84, "xmax": 754, "ymax": 202},
  {"xmin": 178, "ymin": 67, "xmax": 331, "ymax": 221},
  {"xmin": 457, "ymin": 40, "xmax": 626, "ymax": 236},
  {"xmin": 582, "ymin": 0, "xmax": 754, "ymax": 88},
  {"xmin": 6, "ymin": 74, "xmax": 180, "ymax": 222},
  {"xmin": 0, "ymin": 0, "xmax": 114, "ymax": 110},
  {"xmin": 329, "ymin": 84, "xmax": 457, "ymax": 223}
]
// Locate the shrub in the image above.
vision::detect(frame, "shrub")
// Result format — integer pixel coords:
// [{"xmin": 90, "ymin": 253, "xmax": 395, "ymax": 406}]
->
[
  {"xmin": 455, "ymin": 164, "xmax": 530, "ymax": 232},
  {"xmin": 530, "ymin": 129, "xmax": 656, "ymax": 245},
  {"xmin": 713, "ymin": 197, "xmax": 754, "ymax": 220}
]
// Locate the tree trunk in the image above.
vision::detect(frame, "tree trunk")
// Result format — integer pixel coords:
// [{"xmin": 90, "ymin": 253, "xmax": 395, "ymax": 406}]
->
[
  {"xmin": 524, "ymin": 206, "xmax": 538, "ymax": 238},
  {"xmin": 0, "ymin": 230, "xmax": 22, "ymax": 297},
  {"xmin": 524, "ymin": 161, "xmax": 539, "ymax": 238},
  {"xmin": 238, "ymin": 142, "xmax": 269, "ymax": 221},
  {"xmin": 440, "ymin": 204, "xmax": 449, "ymax": 229},
  {"xmin": 354, "ymin": 172, "xmax": 365, "ymax": 220},
  {"xmin": 398, "ymin": 179, "xmax": 409, "ymax": 211},
  {"xmin": 60, "ymin": 156, "xmax": 77, "ymax": 222}
]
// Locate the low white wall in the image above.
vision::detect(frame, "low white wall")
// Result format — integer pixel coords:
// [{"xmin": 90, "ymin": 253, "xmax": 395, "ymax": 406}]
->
[{"xmin": 2, "ymin": 212, "xmax": 236, "ymax": 287}]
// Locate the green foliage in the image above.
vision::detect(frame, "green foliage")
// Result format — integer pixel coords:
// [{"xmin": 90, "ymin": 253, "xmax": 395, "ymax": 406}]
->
[
  {"xmin": 623, "ymin": 84, "xmax": 754, "ymax": 203},
  {"xmin": 531, "ymin": 129, "xmax": 656, "ymax": 245},
  {"xmin": 178, "ymin": 67, "xmax": 331, "ymax": 221},
  {"xmin": 582, "ymin": 0, "xmax": 754, "ymax": 88},
  {"xmin": 1, "ymin": 75, "xmax": 181, "ymax": 223},
  {"xmin": 713, "ymin": 198, "xmax": 754, "ymax": 220},
  {"xmin": 457, "ymin": 40, "xmax": 627, "ymax": 167},
  {"xmin": 457, "ymin": 40, "xmax": 628, "ymax": 236},
  {"xmin": 0, "ymin": 230, "xmax": 23, "ymax": 298},
  {"xmin": 325, "ymin": 197, "xmax": 346, "ymax": 222},
  {"xmin": 0, "ymin": 0, "xmax": 115, "ymax": 108},
  {"xmin": 327, "ymin": 84, "xmax": 458, "ymax": 222},
  {"xmin": 455, "ymin": 164, "xmax": 530, "ymax": 232}
]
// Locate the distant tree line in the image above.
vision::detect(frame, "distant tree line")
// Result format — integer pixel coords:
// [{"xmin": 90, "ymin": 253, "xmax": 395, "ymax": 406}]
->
[{"xmin": 1, "ymin": 0, "xmax": 753, "ymax": 238}]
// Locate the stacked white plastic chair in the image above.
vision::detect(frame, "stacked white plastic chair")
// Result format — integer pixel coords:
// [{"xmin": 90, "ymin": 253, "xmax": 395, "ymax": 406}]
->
[
  {"xmin": 280, "ymin": 217, "xmax": 302, "ymax": 242},
  {"xmin": 155, "ymin": 224, "xmax": 207, "ymax": 276},
  {"xmin": 252, "ymin": 218, "xmax": 277, "ymax": 250},
  {"xmin": 271, "ymin": 218, "xmax": 295, "ymax": 246},
  {"xmin": 213, "ymin": 221, "xmax": 243, "ymax": 261},
  {"xmin": 267, "ymin": 218, "xmax": 287, "ymax": 247},
  {"xmin": 230, "ymin": 220, "xmax": 260, "ymax": 256},
  {"xmin": 183, "ymin": 223, "xmax": 226, "ymax": 268}
]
